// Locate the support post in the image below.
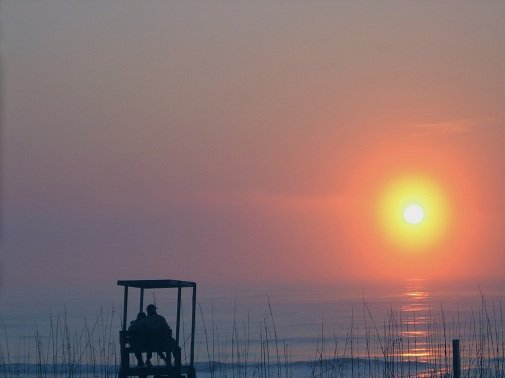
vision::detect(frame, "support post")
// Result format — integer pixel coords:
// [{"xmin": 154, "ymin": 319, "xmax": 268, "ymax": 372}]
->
[
  {"xmin": 120, "ymin": 286, "xmax": 129, "ymax": 374},
  {"xmin": 453, "ymin": 339, "xmax": 461, "ymax": 378},
  {"xmin": 190, "ymin": 284, "xmax": 197, "ymax": 368},
  {"xmin": 139, "ymin": 288, "xmax": 144, "ymax": 312},
  {"xmin": 122, "ymin": 286, "xmax": 129, "ymax": 332},
  {"xmin": 176, "ymin": 286, "xmax": 182, "ymax": 346}
]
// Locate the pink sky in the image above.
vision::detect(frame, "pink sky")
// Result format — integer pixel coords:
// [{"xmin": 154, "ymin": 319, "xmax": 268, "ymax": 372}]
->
[{"xmin": 2, "ymin": 1, "xmax": 505, "ymax": 300}]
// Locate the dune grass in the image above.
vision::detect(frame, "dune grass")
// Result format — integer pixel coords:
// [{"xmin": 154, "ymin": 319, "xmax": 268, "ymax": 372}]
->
[{"xmin": 1, "ymin": 306, "xmax": 117, "ymax": 377}]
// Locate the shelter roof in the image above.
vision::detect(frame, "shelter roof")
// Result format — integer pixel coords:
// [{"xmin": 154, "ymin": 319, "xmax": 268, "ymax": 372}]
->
[{"xmin": 117, "ymin": 279, "xmax": 196, "ymax": 289}]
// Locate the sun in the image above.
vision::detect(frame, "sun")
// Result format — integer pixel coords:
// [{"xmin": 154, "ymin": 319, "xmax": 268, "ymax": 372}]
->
[
  {"xmin": 377, "ymin": 175, "xmax": 450, "ymax": 251},
  {"xmin": 403, "ymin": 203, "xmax": 425, "ymax": 225}
]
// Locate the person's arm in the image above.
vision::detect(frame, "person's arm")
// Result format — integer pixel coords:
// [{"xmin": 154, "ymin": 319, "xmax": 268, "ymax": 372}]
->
[{"xmin": 160, "ymin": 316, "xmax": 173, "ymax": 338}]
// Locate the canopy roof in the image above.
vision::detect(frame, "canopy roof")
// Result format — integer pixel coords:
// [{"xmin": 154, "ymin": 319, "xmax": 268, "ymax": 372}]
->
[{"xmin": 117, "ymin": 279, "xmax": 196, "ymax": 289}]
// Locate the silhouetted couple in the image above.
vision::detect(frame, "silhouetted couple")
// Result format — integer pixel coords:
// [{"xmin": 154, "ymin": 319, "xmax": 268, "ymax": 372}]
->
[{"xmin": 129, "ymin": 304, "xmax": 175, "ymax": 367}]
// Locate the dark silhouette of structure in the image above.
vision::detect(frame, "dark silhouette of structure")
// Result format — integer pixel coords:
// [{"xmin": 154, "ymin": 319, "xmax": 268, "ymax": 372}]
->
[{"xmin": 117, "ymin": 280, "xmax": 197, "ymax": 378}]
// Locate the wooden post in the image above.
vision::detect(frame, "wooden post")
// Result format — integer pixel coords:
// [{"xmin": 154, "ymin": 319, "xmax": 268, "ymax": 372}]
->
[
  {"xmin": 190, "ymin": 284, "xmax": 197, "ymax": 368},
  {"xmin": 453, "ymin": 339, "xmax": 461, "ymax": 378},
  {"xmin": 176, "ymin": 286, "xmax": 182, "ymax": 346},
  {"xmin": 122, "ymin": 286, "xmax": 128, "ymax": 332},
  {"xmin": 120, "ymin": 286, "xmax": 129, "ymax": 375},
  {"xmin": 139, "ymin": 287, "xmax": 144, "ymax": 312}
]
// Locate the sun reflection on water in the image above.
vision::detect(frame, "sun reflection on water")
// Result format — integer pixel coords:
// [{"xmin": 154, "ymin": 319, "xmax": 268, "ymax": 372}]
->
[{"xmin": 400, "ymin": 279, "xmax": 432, "ymax": 362}]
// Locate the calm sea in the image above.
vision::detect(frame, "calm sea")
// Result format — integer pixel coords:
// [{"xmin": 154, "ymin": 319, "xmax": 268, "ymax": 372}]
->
[{"xmin": 1, "ymin": 279, "xmax": 505, "ymax": 377}]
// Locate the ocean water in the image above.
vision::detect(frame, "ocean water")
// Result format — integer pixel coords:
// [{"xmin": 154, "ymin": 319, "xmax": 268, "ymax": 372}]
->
[
  {"xmin": 1, "ymin": 279, "xmax": 505, "ymax": 377},
  {"xmin": 193, "ymin": 279, "xmax": 505, "ymax": 376}
]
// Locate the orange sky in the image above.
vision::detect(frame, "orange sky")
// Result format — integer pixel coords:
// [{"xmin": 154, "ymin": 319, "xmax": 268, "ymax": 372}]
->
[{"xmin": 2, "ymin": 1, "xmax": 505, "ymax": 300}]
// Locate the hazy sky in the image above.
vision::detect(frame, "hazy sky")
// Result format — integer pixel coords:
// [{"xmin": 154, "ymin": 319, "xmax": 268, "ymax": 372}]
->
[{"xmin": 2, "ymin": 1, "xmax": 505, "ymax": 301}]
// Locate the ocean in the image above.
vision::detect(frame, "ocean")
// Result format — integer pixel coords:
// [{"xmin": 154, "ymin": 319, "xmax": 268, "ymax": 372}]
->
[{"xmin": 1, "ymin": 278, "xmax": 505, "ymax": 377}]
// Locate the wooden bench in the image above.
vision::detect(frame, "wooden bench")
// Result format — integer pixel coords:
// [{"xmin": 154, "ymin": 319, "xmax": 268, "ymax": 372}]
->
[{"xmin": 119, "ymin": 330, "xmax": 183, "ymax": 377}]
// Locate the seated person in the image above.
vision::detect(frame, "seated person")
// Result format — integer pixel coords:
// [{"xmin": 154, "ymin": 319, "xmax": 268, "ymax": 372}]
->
[
  {"xmin": 143, "ymin": 304, "xmax": 172, "ymax": 366},
  {"xmin": 128, "ymin": 312, "xmax": 147, "ymax": 367},
  {"xmin": 131, "ymin": 304, "xmax": 178, "ymax": 367}
]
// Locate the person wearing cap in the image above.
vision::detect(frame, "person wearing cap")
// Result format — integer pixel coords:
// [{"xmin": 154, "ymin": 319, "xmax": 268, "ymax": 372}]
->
[{"xmin": 143, "ymin": 304, "xmax": 172, "ymax": 367}]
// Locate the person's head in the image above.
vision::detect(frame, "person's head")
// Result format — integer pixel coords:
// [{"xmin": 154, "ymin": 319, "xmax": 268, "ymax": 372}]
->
[
  {"xmin": 146, "ymin": 304, "xmax": 157, "ymax": 315},
  {"xmin": 136, "ymin": 311, "xmax": 146, "ymax": 321}
]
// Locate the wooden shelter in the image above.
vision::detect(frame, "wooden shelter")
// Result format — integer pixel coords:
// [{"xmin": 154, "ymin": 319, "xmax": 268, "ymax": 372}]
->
[{"xmin": 117, "ymin": 279, "xmax": 197, "ymax": 378}]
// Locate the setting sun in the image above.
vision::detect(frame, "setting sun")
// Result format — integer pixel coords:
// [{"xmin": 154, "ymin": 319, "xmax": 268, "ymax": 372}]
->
[
  {"xmin": 403, "ymin": 204, "xmax": 425, "ymax": 225},
  {"xmin": 377, "ymin": 175, "xmax": 450, "ymax": 252}
]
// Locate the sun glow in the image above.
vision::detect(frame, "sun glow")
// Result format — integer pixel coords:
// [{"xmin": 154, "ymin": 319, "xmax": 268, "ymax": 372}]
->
[{"xmin": 377, "ymin": 175, "xmax": 450, "ymax": 251}]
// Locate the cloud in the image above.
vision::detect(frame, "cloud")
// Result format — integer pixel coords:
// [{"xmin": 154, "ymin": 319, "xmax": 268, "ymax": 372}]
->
[{"xmin": 405, "ymin": 119, "xmax": 477, "ymax": 136}]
